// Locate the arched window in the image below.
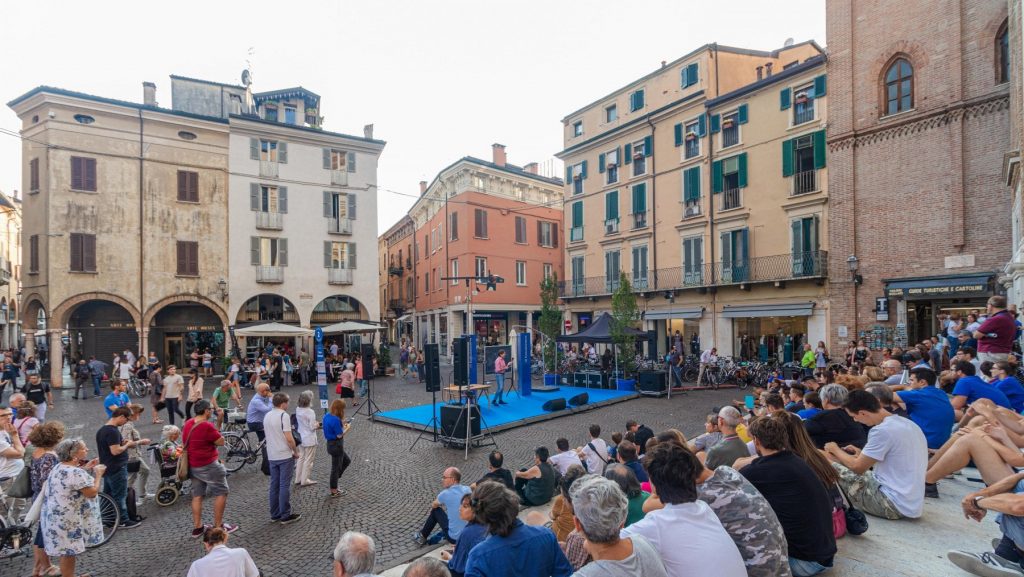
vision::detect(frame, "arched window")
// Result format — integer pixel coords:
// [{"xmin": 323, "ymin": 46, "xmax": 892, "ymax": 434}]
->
[
  {"xmin": 997, "ymin": 20, "xmax": 1010, "ymax": 84},
  {"xmin": 884, "ymin": 58, "xmax": 914, "ymax": 115}
]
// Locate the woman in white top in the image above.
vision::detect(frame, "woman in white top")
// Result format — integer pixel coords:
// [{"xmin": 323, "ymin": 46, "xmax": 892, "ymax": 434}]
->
[
  {"xmin": 117, "ymin": 358, "xmax": 134, "ymax": 381},
  {"xmin": 185, "ymin": 368, "xmax": 205, "ymax": 420},
  {"xmin": 294, "ymin": 390, "xmax": 320, "ymax": 486},
  {"xmin": 187, "ymin": 527, "xmax": 259, "ymax": 577}
]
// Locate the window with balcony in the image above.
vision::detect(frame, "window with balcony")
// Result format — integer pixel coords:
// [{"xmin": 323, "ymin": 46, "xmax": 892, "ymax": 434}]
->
[
  {"xmin": 572, "ymin": 121, "xmax": 583, "ymax": 137},
  {"xmin": 721, "ymin": 228, "xmax": 749, "ymax": 283},
  {"xmin": 323, "ymin": 148, "xmax": 356, "ymax": 184},
  {"xmin": 260, "ymin": 140, "xmax": 279, "ymax": 162},
  {"xmin": 571, "ymin": 255, "xmax": 585, "ymax": 294},
  {"xmin": 323, "ymin": 191, "xmax": 355, "ymax": 234},
  {"xmin": 567, "ymin": 161, "xmax": 587, "ymax": 195},
  {"xmin": 791, "ymin": 216, "xmax": 820, "ymax": 277},
  {"xmin": 721, "ymin": 112, "xmax": 740, "ymax": 148},
  {"xmin": 631, "ymin": 139, "xmax": 648, "ymax": 176},
  {"xmin": 683, "ymin": 236, "xmax": 703, "ymax": 285},
  {"xmin": 792, "ymin": 83, "xmax": 816, "ymax": 125},
  {"xmin": 605, "ymin": 190, "xmax": 619, "ymax": 235},
  {"xmin": 543, "ymin": 263, "xmax": 554, "ymax": 281},
  {"xmin": 252, "ymin": 184, "xmax": 287, "ymax": 229},
  {"xmin": 684, "ymin": 120, "xmax": 701, "ymax": 159},
  {"xmin": 783, "ymin": 130, "xmax": 825, "ymax": 195},
  {"xmin": 515, "ymin": 216, "xmax": 527, "ymax": 244},
  {"xmin": 570, "ymin": 201, "xmax": 584, "ymax": 242},
  {"xmin": 252, "ymin": 237, "xmax": 287, "ymax": 271},
  {"xmin": 631, "ymin": 245, "xmax": 648, "ymax": 289},
  {"xmin": 713, "ymin": 153, "xmax": 747, "ymax": 211},
  {"xmin": 605, "ymin": 251, "xmax": 621, "ymax": 292},
  {"xmin": 537, "ymin": 221, "xmax": 558, "ymax": 248},
  {"xmin": 516, "ymin": 261, "xmax": 526, "ymax": 286},
  {"xmin": 475, "ymin": 256, "xmax": 488, "ymax": 278},
  {"xmin": 683, "ymin": 166, "xmax": 701, "ymax": 217},
  {"xmin": 603, "ymin": 148, "xmax": 620, "ymax": 185},
  {"xmin": 631, "ymin": 183, "xmax": 647, "ymax": 229},
  {"xmin": 605, "ymin": 104, "xmax": 618, "ymax": 123}
]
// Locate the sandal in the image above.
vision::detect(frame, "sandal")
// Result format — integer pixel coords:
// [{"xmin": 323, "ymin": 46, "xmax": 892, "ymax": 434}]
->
[{"xmin": 43, "ymin": 567, "xmax": 62, "ymax": 577}]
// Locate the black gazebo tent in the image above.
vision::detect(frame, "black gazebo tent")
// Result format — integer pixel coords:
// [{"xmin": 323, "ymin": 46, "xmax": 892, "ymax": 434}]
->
[{"xmin": 556, "ymin": 312, "xmax": 646, "ymax": 343}]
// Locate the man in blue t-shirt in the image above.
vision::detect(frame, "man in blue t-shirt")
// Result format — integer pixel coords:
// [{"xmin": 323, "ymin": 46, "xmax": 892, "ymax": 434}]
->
[
  {"xmin": 893, "ymin": 366, "xmax": 955, "ymax": 450},
  {"xmin": 984, "ymin": 360, "xmax": 1024, "ymax": 413},
  {"xmin": 413, "ymin": 466, "xmax": 472, "ymax": 546},
  {"xmin": 951, "ymin": 361, "xmax": 1011, "ymax": 420},
  {"xmin": 103, "ymin": 379, "xmax": 131, "ymax": 418}
]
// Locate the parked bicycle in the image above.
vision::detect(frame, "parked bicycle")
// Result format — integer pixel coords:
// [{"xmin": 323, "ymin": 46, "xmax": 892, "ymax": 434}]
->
[
  {"xmin": 0, "ymin": 477, "xmax": 119, "ymax": 558},
  {"xmin": 126, "ymin": 375, "xmax": 150, "ymax": 398},
  {"xmin": 220, "ymin": 430, "xmax": 265, "ymax": 473}
]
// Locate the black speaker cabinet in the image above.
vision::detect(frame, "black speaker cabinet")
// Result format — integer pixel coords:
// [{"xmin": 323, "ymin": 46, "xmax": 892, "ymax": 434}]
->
[
  {"xmin": 441, "ymin": 404, "xmax": 480, "ymax": 437},
  {"xmin": 360, "ymin": 344, "xmax": 375, "ymax": 380},
  {"xmin": 568, "ymin": 393, "xmax": 589, "ymax": 406},
  {"xmin": 637, "ymin": 371, "xmax": 667, "ymax": 396},
  {"xmin": 542, "ymin": 397, "xmax": 567, "ymax": 411},
  {"xmin": 452, "ymin": 337, "xmax": 469, "ymax": 387},
  {"xmin": 424, "ymin": 343, "xmax": 441, "ymax": 392}
]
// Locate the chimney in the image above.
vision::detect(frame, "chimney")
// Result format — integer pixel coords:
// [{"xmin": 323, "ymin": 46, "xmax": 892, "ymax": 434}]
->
[
  {"xmin": 492, "ymin": 143, "xmax": 507, "ymax": 167},
  {"xmin": 756, "ymin": 66, "xmax": 763, "ymax": 81},
  {"xmin": 363, "ymin": 124, "xmax": 374, "ymax": 139},
  {"xmin": 765, "ymin": 62, "xmax": 773, "ymax": 77},
  {"xmin": 419, "ymin": 181, "xmax": 428, "ymax": 195},
  {"xmin": 661, "ymin": 60, "xmax": 667, "ymax": 68},
  {"xmin": 142, "ymin": 82, "xmax": 157, "ymax": 106},
  {"xmin": 524, "ymin": 162, "xmax": 538, "ymax": 174}
]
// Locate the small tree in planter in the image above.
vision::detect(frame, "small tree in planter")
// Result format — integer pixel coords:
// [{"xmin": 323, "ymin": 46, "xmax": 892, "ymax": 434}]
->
[
  {"xmin": 377, "ymin": 341, "xmax": 393, "ymax": 374},
  {"xmin": 539, "ymin": 274, "xmax": 562, "ymax": 381},
  {"xmin": 611, "ymin": 271, "xmax": 640, "ymax": 385}
]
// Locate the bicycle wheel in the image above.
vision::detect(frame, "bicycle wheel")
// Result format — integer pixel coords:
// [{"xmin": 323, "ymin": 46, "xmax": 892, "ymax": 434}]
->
[
  {"xmin": 88, "ymin": 492, "xmax": 119, "ymax": 548},
  {"xmin": 220, "ymin": 432, "xmax": 251, "ymax": 473}
]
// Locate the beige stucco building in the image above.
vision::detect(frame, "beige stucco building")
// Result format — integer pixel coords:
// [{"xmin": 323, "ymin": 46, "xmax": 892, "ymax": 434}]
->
[
  {"xmin": 0, "ymin": 192, "xmax": 21, "ymax": 351},
  {"xmin": 557, "ymin": 41, "xmax": 830, "ymax": 361}
]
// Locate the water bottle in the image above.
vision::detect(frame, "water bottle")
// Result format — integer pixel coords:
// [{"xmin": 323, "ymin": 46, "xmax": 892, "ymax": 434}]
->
[{"xmin": 900, "ymin": 369, "xmax": 909, "ymax": 385}]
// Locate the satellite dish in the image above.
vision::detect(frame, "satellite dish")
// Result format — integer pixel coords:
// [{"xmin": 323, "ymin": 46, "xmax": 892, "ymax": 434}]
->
[
  {"xmin": 783, "ymin": 38, "xmax": 795, "ymax": 47},
  {"xmin": 241, "ymin": 69, "xmax": 252, "ymax": 87}
]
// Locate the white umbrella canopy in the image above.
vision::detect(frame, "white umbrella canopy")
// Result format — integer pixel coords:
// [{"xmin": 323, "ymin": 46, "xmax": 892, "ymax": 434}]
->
[
  {"xmin": 234, "ymin": 322, "xmax": 313, "ymax": 337},
  {"xmin": 319, "ymin": 320, "xmax": 386, "ymax": 334}
]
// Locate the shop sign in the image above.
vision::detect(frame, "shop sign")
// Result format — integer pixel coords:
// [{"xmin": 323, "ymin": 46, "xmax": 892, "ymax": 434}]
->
[
  {"xmin": 564, "ymin": 320, "xmax": 572, "ymax": 331},
  {"xmin": 184, "ymin": 325, "xmax": 219, "ymax": 331},
  {"xmin": 875, "ymin": 297, "xmax": 889, "ymax": 322},
  {"xmin": 108, "ymin": 322, "xmax": 136, "ymax": 329},
  {"xmin": 473, "ymin": 312, "xmax": 506, "ymax": 319},
  {"xmin": 885, "ymin": 282, "xmax": 988, "ymax": 298},
  {"xmin": 837, "ymin": 325, "xmax": 848, "ymax": 338}
]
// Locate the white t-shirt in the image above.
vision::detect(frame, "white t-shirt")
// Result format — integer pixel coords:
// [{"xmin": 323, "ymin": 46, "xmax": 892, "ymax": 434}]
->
[
  {"xmin": 117, "ymin": 362, "xmax": 133, "ymax": 380},
  {"xmin": 580, "ymin": 437, "xmax": 609, "ymax": 473},
  {"xmin": 548, "ymin": 449, "xmax": 583, "ymax": 476},
  {"xmin": 163, "ymin": 374, "xmax": 185, "ymax": 399},
  {"xmin": 860, "ymin": 414, "xmax": 928, "ymax": 518},
  {"xmin": 186, "ymin": 544, "xmax": 260, "ymax": 577},
  {"xmin": 295, "ymin": 407, "xmax": 318, "ymax": 448},
  {"xmin": 263, "ymin": 408, "xmax": 295, "ymax": 461},
  {"xmin": 0, "ymin": 430, "xmax": 25, "ymax": 478},
  {"xmin": 620, "ymin": 501, "xmax": 746, "ymax": 577}
]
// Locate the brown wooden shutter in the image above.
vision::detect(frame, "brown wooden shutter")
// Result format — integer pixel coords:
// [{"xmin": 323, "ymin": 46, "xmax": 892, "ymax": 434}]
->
[
  {"xmin": 29, "ymin": 235, "xmax": 38, "ymax": 272},
  {"xmin": 177, "ymin": 171, "xmax": 187, "ymax": 201},
  {"xmin": 29, "ymin": 158, "xmax": 39, "ymax": 191},
  {"xmin": 84, "ymin": 159, "xmax": 97, "ymax": 191},
  {"xmin": 83, "ymin": 234, "xmax": 96, "ymax": 271},
  {"xmin": 537, "ymin": 219, "xmax": 543, "ymax": 245},
  {"xmin": 188, "ymin": 242, "xmax": 199, "ymax": 275},
  {"xmin": 553, "ymin": 223, "xmax": 559, "ymax": 248},
  {"xmin": 176, "ymin": 242, "xmax": 186, "ymax": 274},
  {"xmin": 69, "ymin": 233, "xmax": 82, "ymax": 271},
  {"xmin": 189, "ymin": 172, "xmax": 199, "ymax": 202},
  {"xmin": 70, "ymin": 157, "xmax": 83, "ymax": 190}
]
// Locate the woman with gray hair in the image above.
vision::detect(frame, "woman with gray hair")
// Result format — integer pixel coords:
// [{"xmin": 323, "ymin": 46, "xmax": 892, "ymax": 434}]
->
[
  {"xmin": 570, "ymin": 475, "xmax": 668, "ymax": 577},
  {"xmin": 40, "ymin": 437, "xmax": 106, "ymax": 577},
  {"xmin": 294, "ymin": 390, "xmax": 320, "ymax": 486},
  {"xmin": 804, "ymin": 383, "xmax": 868, "ymax": 449}
]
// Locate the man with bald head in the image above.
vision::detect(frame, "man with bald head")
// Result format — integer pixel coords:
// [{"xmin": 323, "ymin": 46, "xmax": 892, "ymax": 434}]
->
[
  {"xmin": 882, "ymin": 359, "xmax": 904, "ymax": 386},
  {"xmin": 412, "ymin": 467, "xmax": 471, "ymax": 546}
]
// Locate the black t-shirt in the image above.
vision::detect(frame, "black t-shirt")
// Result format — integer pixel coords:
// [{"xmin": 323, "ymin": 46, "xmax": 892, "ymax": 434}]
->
[
  {"xmin": 96, "ymin": 424, "xmax": 128, "ymax": 470},
  {"xmin": 740, "ymin": 451, "xmax": 837, "ymax": 564},
  {"xmin": 477, "ymin": 468, "xmax": 514, "ymax": 489},
  {"xmin": 634, "ymin": 425, "xmax": 654, "ymax": 455},
  {"xmin": 23, "ymin": 381, "xmax": 50, "ymax": 405},
  {"xmin": 804, "ymin": 408, "xmax": 868, "ymax": 449},
  {"xmin": 272, "ymin": 356, "xmax": 283, "ymax": 378}
]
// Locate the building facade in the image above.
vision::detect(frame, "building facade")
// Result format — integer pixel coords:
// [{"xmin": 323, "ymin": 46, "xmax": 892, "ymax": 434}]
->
[
  {"xmin": 380, "ymin": 215, "xmax": 416, "ymax": 344},
  {"xmin": 0, "ymin": 193, "xmax": 21, "ymax": 350},
  {"xmin": 9, "ymin": 85, "xmax": 232, "ymax": 385},
  {"xmin": 1004, "ymin": 0, "xmax": 1024, "ymax": 311},
  {"xmin": 557, "ymin": 41, "xmax": 830, "ymax": 361},
  {"xmin": 826, "ymin": 0, "xmax": 1012, "ymax": 350},
  {"xmin": 398, "ymin": 145, "xmax": 563, "ymax": 357}
]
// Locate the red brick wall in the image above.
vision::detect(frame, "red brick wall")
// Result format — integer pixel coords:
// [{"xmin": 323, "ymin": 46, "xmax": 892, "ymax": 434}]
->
[{"xmin": 826, "ymin": 0, "xmax": 1011, "ymax": 348}]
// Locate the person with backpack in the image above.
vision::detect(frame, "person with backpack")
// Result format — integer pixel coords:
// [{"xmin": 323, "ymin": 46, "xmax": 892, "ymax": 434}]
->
[
  {"xmin": 262, "ymin": 392, "xmax": 301, "ymax": 525},
  {"xmin": 577, "ymin": 424, "xmax": 609, "ymax": 473}
]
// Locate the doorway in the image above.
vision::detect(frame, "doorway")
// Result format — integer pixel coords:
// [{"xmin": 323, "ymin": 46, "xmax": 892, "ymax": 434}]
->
[{"xmin": 165, "ymin": 336, "xmax": 184, "ymax": 369}]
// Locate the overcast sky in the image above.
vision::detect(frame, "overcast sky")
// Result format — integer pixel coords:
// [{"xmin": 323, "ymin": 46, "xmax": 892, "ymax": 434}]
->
[{"xmin": 0, "ymin": 0, "xmax": 824, "ymax": 232}]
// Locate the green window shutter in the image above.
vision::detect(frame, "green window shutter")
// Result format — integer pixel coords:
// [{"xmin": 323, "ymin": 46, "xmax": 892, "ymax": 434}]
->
[
  {"xmin": 250, "ymin": 138, "xmax": 259, "ymax": 160},
  {"xmin": 684, "ymin": 167, "xmax": 701, "ymax": 202},
  {"xmin": 566, "ymin": 166, "xmax": 573, "ymax": 183},
  {"xmin": 712, "ymin": 160, "xmax": 723, "ymax": 193},
  {"xmin": 572, "ymin": 202, "xmax": 583, "ymax": 227},
  {"xmin": 599, "ymin": 153, "xmax": 606, "ymax": 173},
  {"xmin": 686, "ymin": 63, "xmax": 699, "ymax": 87},
  {"xmin": 278, "ymin": 186, "xmax": 288, "ymax": 213},
  {"xmin": 324, "ymin": 242, "xmax": 332, "ymax": 268},
  {"xmin": 348, "ymin": 194, "xmax": 357, "ymax": 220},
  {"xmin": 813, "ymin": 129, "xmax": 827, "ymax": 169},
  {"xmin": 349, "ymin": 242, "xmax": 357, "ymax": 269},
  {"xmin": 697, "ymin": 115, "xmax": 707, "ymax": 136},
  {"xmin": 782, "ymin": 139, "xmax": 795, "ymax": 177},
  {"xmin": 278, "ymin": 141, "xmax": 288, "ymax": 164},
  {"xmin": 250, "ymin": 183, "xmax": 260, "ymax": 211},
  {"xmin": 632, "ymin": 184, "xmax": 646, "ymax": 212},
  {"xmin": 278, "ymin": 238, "xmax": 288, "ymax": 266},
  {"xmin": 624, "ymin": 143, "xmax": 632, "ymax": 164},
  {"xmin": 674, "ymin": 123, "xmax": 683, "ymax": 147},
  {"xmin": 606, "ymin": 191, "xmax": 618, "ymax": 220},
  {"xmin": 737, "ymin": 104, "xmax": 748, "ymax": 124},
  {"xmin": 780, "ymin": 87, "xmax": 792, "ymax": 110},
  {"xmin": 581, "ymin": 160, "xmax": 588, "ymax": 179},
  {"xmin": 323, "ymin": 191, "xmax": 333, "ymax": 218},
  {"xmin": 710, "ymin": 114, "xmax": 721, "ymax": 134},
  {"xmin": 643, "ymin": 136, "xmax": 653, "ymax": 157},
  {"xmin": 680, "ymin": 67, "xmax": 688, "ymax": 87},
  {"xmin": 737, "ymin": 153, "xmax": 748, "ymax": 188},
  {"xmin": 250, "ymin": 237, "xmax": 260, "ymax": 266},
  {"xmin": 814, "ymin": 74, "xmax": 827, "ymax": 97},
  {"xmin": 637, "ymin": 90, "xmax": 645, "ymax": 109},
  {"xmin": 322, "ymin": 148, "xmax": 331, "ymax": 169}
]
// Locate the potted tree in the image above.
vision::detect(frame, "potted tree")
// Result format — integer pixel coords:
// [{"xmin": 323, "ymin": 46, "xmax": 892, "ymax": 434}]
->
[
  {"xmin": 539, "ymin": 274, "xmax": 562, "ymax": 387},
  {"xmin": 611, "ymin": 271, "xmax": 640, "ymax": 391},
  {"xmin": 377, "ymin": 341, "xmax": 394, "ymax": 376}
]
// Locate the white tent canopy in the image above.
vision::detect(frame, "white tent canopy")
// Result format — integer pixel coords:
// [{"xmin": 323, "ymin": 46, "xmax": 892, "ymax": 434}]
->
[
  {"xmin": 319, "ymin": 320, "xmax": 386, "ymax": 334},
  {"xmin": 234, "ymin": 322, "xmax": 313, "ymax": 337}
]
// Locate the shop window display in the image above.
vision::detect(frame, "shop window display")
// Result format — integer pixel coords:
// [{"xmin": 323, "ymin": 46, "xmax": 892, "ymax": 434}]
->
[{"xmin": 733, "ymin": 317, "xmax": 808, "ymax": 363}]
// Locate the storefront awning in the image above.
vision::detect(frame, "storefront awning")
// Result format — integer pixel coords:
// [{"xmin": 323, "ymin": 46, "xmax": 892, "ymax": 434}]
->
[
  {"xmin": 721, "ymin": 302, "xmax": 815, "ymax": 318},
  {"xmin": 645, "ymin": 307, "xmax": 704, "ymax": 320},
  {"xmin": 396, "ymin": 314, "xmax": 413, "ymax": 323},
  {"xmin": 884, "ymin": 273, "xmax": 994, "ymax": 300}
]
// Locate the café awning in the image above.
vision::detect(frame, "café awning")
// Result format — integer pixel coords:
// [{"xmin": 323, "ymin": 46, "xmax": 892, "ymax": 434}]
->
[
  {"xmin": 884, "ymin": 273, "xmax": 994, "ymax": 300},
  {"xmin": 720, "ymin": 302, "xmax": 815, "ymax": 318},
  {"xmin": 644, "ymin": 307, "xmax": 704, "ymax": 320}
]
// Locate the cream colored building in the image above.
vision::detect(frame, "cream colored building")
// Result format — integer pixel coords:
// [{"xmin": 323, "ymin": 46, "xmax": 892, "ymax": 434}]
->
[
  {"xmin": 557, "ymin": 42, "xmax": 829, "ymax": 361},
  {"xmin": 0, "ymin": 192, "xmax": 21, "ymax": 350},
  {"xmin": 9, "ymin": 85, "xmax": 231, "ymax": 385}
]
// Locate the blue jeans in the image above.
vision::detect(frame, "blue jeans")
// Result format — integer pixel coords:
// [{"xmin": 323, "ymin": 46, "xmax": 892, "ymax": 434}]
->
[
  {"xmin": 947, "ymin": 336, "xmax": 960, "ymax": 356},
  {"xmin": 358, "ymin": 379, "xmax": 368, "ymax": 397},
  {"xmin": 789, "ymin": 557, "xmax": 831, "ymax": 577},
  {"xmin": 493, "ymin": 373, "xmax": 505, "ymax": 403},
  {"xmin": 268, "ymin": 458, "xmax": 295, "ymax": 520},
  {"xmin": 92, "ymin": 375, "xmax": 102, "ymax": 395},
  {"xmin": 103, "ymin": 466, "xmax": 129, "ymax": 523}
]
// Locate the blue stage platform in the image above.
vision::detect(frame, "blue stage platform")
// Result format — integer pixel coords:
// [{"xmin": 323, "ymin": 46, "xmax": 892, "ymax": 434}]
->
[{"xmin": 375, "ymin": 386, "xmax": 638, "ymax": 434}]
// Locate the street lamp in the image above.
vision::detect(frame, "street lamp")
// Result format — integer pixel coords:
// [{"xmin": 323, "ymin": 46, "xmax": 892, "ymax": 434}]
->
[
  {"xmin": 217, "ymin": 278, "xmax": 228, "ymax": 301},
  {"xmin": 846, "ymin": 255, "xmax": 863, "ymax": 285}
]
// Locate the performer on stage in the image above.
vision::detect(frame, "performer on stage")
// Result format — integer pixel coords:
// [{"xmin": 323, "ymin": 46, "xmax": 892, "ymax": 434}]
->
[{"xmin": 492, "ymin": 350, "xmax": 509, "ymax": 406}]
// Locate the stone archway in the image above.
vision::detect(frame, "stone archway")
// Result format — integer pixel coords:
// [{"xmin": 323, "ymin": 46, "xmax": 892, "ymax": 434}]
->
[
  {"xmin": 146, "ymin": 297, "xmax": 229, "ymax": 369},
  {"xmin": 53, "ymin": 292, "xmax": 142, "ymax": 329},
  {"xmin": 143, "ymin": 294, "xmax": 229, "ymax": 328},
  {"xmin": 310, "ymin": 295, "xmax": 369, "ymax": 325}
]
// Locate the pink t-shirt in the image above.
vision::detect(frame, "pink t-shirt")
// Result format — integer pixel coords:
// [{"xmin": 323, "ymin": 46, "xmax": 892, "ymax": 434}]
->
[{"xmin": 495, "ymin": 356, "xmax": 508, "ymax": 374}]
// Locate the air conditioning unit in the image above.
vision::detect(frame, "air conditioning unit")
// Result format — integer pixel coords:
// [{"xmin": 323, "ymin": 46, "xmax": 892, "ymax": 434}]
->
[
  {"xmin": 685, "ymin": 204, "xmax": 701, "ymax": 217},
  {"xmin": 606, "ymin": 221, "xmax": 619, "ymax": 234}
]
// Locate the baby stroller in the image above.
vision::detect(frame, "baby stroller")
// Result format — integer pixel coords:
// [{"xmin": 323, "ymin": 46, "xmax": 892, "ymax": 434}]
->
[{"xmin": 148, "ymin": 445, "xmax": 190, "ymax": 507}]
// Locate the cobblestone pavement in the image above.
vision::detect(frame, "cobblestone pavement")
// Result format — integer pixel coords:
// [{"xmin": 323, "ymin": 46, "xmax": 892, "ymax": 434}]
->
[{"xmin": 3, "ymin": 373, "xmax": 738, "ymax": 576}]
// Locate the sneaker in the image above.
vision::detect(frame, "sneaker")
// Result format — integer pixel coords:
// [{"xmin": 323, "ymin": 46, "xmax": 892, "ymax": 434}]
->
[
  {"xmin": 221, "ymin": 523, "xmax": 238, "ymax": 534},
  {"xmin": 427, "ymin": 531, "xmax": 445, "ymax": 545},
  {"xmin": 412, "ymin": 532, "xmax": 427, "ymax": 546},
  {"xmin": 191, "ymin": 525, "xmax": 211, "ymax": 538},
  {"xmin": 144, "ymin": 493, "xmax": 156, "ymax": 499},
  {"xmin": 121, "ymin": 519, "xmax": 143, "ymax": 529},
  {"xmin": 279, "ymin": 513, "xmax": 301, "ymax": 525},
  {"xmin": 926, "ymin": 483, "xmax": 939, "ymax": 498},
  {"xmin": 947, "ymin": 550, "xmax": 1024, "ymax": 577}
]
